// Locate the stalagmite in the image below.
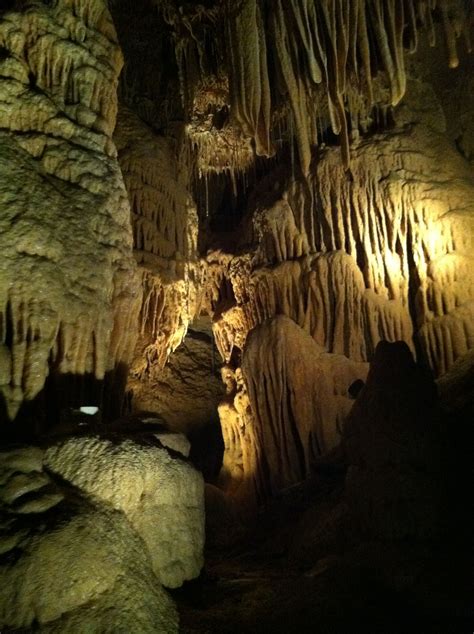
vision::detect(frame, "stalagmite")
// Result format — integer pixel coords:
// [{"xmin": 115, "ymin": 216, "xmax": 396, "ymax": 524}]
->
[{"xmin": 217, "ymin": 315, "xmax": 367, "ymax": 503}]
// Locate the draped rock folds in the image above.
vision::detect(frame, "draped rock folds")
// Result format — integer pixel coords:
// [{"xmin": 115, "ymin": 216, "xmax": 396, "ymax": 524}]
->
[
  {"xmin": 114, "ymin": 107, "xmax": 202, "ymax": 401},
  {"xmin": 164, "ymin": 0, "xmax": 472, "ymax": 175},
  {"xmin": 238, "ymin": 315, "xmax": 367, "ymax": 502},
  {"xmin": 211, "ymin": 124, "xmax": 474, "ymax": 379},
  {"xmin": 0, "ymin": 0, "xmax": 140, "ymax": 421}
]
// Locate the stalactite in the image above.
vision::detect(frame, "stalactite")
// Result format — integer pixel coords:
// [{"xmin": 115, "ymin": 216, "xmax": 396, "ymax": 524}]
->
[{"xmin": 165, "ymin": 0, "xmax": 470, "ymax": 175}]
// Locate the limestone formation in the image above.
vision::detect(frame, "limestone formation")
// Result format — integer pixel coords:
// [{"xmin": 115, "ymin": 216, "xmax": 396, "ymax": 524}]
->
[
  {"xmin": 44, "ymin": 434, "xmax": 205, "ymax": 588},
  {"xmin": 218, "ymin": 316, "xmax": 367, "ymax": 503},
  {"xmin": 163, "ymin": 0, "xmax": 472, "ymax": 175},
  {"xmin": 210, "ymin": 122, "xmax": 474, "ymax": 377},
  {"xmin": 114, "ymin": 106, "xmax": 205, "ymax": 412},
  {"xmin": 127, "ymin": 318, "xmax": 224, "ymax": 434},
  {"xmin": 1, "ymin": 0, "xmax": 473, "ymax": 520},
  {"xmin": 0, "ymin": 0, "xmax": 140, "ymax": 422},
  {"xmin": 0, "ymin": 444, "xmax": 179, "ymax": 633}
]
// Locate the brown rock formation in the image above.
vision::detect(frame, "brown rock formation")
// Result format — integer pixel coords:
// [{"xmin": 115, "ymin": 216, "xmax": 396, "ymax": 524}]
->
[
  {"xmin": 218, "ymin": 315, "xmax": 367, "ymax": 504},
  {"xmin": 343, "ymin": 340, "xmax": 443, "ymax": 539},
  {"xmin": 0, "ymin": 0, "xmax": 473, "ymax": 514},
  {"xmin": 0, "ymin": 0, "xmax": 140, "ymax": 425}
]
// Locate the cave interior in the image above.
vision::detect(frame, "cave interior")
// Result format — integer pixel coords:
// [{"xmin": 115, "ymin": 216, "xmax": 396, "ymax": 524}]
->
[{"xmin": 0, "ymin": 1, "xmax": 473, "ymax": 632}]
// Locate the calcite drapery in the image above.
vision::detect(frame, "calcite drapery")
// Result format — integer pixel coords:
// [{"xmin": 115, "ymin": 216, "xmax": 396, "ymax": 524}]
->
[
  {"xmin": 211, "ymin": 123, "xmax": 474, "ymax": 378},
  {"xmin": 114, "ymin": 107, "xmax": 206, "ymax": 419},
  {"xmin": 0, "ymin": 0, "xmax": 140, "ymax": 421},
  {"xmin": 231, "ymin": 316, "xmax": 367, "ymax": 503}
]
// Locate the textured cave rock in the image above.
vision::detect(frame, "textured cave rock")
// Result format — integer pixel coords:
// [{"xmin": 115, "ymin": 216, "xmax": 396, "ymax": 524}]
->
[
  {"xmin": 114, "ymin": 106, "xmax": 206, "ymax": 412},
  {"xmin": 127, "ymin": 318, "xmax": 224, "ymax": 434},
  {"xmin": 0, "ymin": 0, "xmax": 472, "ymax": 528},
  {"xmin": 154, "ymin": 0, "xmax": 472, "ymax": 176},
  {"xmin": 0, "ymin": 0, "xmax": 140, "ymax": 424},
  {"xmin": 211, "ymin": 121, "xmax": 474, "ymax": 377},
  {"xmin": 343, "ymin": 340, "xmax": 444, "ymax": 540},
  {"xmin": 217, "ymin": 315, "xmax": 367, "ymax": 504},
  {"xmin": 44, "ymin": 434, "xmax": 205, "ymax": 588},
  {"xmin": 209, "ymin": 114, "xmax": 474, "ymax": 499},
  {"xmin": 0, "ymin": 445, "xmax": 178, "ymax": 633}
]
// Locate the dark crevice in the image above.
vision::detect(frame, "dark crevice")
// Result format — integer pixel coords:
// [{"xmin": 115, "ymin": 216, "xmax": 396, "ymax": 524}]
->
[
  {"xmin": 406, "ymin": 222, "xmax": 427, "ymax": 367},
  {"xmin": 4, "ymin": 300, "xmax": 14, "ymax": 350}
]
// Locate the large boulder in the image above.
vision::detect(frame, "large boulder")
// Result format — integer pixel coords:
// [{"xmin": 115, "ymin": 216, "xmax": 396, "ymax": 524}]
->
[
  {"xmin": 44, "ymin": 434, "xmax": 205, "ymax": 588},
  {"xmin": 0, "ymin": 445, "xmax": 178, "ymax": 633}
]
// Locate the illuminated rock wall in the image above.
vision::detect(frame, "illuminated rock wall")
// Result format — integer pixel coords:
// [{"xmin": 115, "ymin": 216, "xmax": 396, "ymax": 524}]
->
[
  {"xmin": 0, "ymin": 0, "xmax": 140, "ymax": 422},
  {"xmin": 212, "ymin": 123, "xmax": 474, "ymax": 376},
  {"xmin": 114, "ymin": 107, "xmax": 209, "ymax": 422},
  {"xmin": 107, "ymin": 1, "xmax": 473, "ymax": 505},
  {"xmin": 217, "ymin": 316, "xmax": 367, "ymax": 505}
]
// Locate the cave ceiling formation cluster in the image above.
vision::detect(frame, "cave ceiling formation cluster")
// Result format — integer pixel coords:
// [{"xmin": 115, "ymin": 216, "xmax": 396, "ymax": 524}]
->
[{"xmin": 0, "ymin": 1, "xmax": 473, "ymax": 502}]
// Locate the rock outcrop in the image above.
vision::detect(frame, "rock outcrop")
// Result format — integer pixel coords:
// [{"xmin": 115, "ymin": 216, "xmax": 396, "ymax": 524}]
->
[
  {"xmin": 127, "ymin": 318, "xmax": 224, "ymax": 434},
  {"xmin": 343, "ymin": 340, "xmax": 443, "ymax": 540},
  {"xmin": 44, "ymin": 434, "xmax": 205, "ymax": 588},
  {"xmin": 0, "ymin": 438, "xmax": 200, "ymax": 632},
  {"xmin": 218, "ymin": 316, "xmax": 367, "ymax": 504},
  {"xmin": 0, "ymin": 0, "xmax": 140, "ymax": 423}
]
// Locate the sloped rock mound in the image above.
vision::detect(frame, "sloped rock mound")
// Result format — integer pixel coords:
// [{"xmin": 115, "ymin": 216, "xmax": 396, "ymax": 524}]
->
[
  {"xmin": 219, "ymin": 315, "xmax": 367, "ymax": 503},
  {"xmin": 1, "ymin": 434, "xmax": 205, "ymax": 632},
  {"xmin": 343, "ymin": 341, "xmax": 443, "ymax": 540},
  {"xmin": 0, "ymin": 445, "xmax": 178, "ymax": 633},
  {"xmin": 44, "ymin": 434, "xmax": 205, "ymax": 588}
]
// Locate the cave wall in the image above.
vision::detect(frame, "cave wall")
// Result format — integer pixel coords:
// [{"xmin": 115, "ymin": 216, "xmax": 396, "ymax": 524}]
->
[
  {"xmin": 211, "ymin": 121, "xmax": 474, "ymax": 375},
  {"xmin": 0, "ymin": 1, "xmax": 473, "ymax": 511},
  {"xmin": 0, "ymin": 0, "xmax": 140, "ymax": 428}
]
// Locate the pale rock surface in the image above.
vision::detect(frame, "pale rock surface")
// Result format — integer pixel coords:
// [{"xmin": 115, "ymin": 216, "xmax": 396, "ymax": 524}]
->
[
  {"xmin": 115, "ymin": 107, "xmax": 202, "ymax": 380},
  {"xmin": 0, "ymin": 445, "xmax": 178, "ymax": 633},
  {"xmin": 0, "ymin": 0, "xmax": 140, "ymax": 420},
  {"xmin": 44, "ymin": 434, "xmax": 205, "ymax": 588},
  {"xmin": 151, "ymin": 428, "xmax": 191, "ymax": 458},
  {"xmin": 219, "ymin": 315, "xmax": 367, "ymax": 503}
]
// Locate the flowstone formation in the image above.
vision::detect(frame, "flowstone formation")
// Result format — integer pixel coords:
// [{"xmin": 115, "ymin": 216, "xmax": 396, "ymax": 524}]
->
[
  {"xmin": 218, "ymin": 315, "xmax": 367, "ymax": 504},
  {"xmin": 0, "ymin": 434, "xmax": 205, "ymax": 633},
  {"xmin": 211, "ymin": 121, "xmax": 474, "ymax": 376},
  {"xmin": 0, "ymin": 0, "xmax": 140, "ymax": 426},
  {"xmin": 107, "ymin": 0, "xmax": 473, "ymax": 506}
]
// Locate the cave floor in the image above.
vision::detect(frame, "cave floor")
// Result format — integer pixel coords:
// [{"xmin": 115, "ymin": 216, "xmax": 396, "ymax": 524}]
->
[
  {"xmin": 174, "ymin": 479, "xmax": 472, "ymax": 634},
  {"xmin": 176, "ymin": 545, "xmax": 471, "ymax": 634}
]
